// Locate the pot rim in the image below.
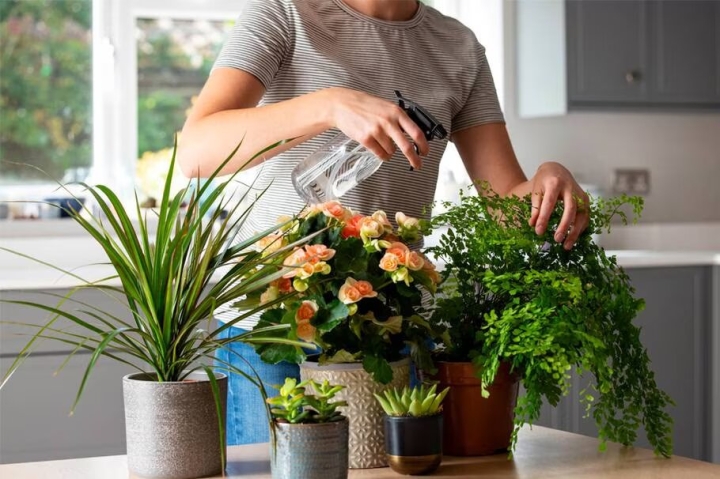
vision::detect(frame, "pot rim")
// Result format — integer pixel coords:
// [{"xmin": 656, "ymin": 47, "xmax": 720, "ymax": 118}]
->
[
  {"xmin": 273, "ymin": 417, "xmax": 349, "ymax": 428},
  {"xmin": 383, "ymin": 412, "xmax": 442, "ymax": 421},
  {"xmin": 123, "ymin": 371, "xmax": 228, "ymax": 384},
  {"xmin": 300, "ymin": 357, "xmax": 409, "ymax": 371}
]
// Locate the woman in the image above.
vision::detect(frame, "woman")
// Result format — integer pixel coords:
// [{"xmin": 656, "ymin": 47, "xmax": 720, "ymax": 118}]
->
[{"xmin": 179, "ymin": 0, "xmax": 590, "ymax": 445}]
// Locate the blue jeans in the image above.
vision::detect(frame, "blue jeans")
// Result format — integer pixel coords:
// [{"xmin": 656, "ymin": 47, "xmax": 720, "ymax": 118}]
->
[{"xmin": 215, "ymin": 326, "xmax": 299, "ymax": 445}]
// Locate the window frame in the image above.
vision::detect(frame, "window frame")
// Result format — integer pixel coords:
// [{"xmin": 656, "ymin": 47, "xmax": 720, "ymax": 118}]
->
[{"xmin": 100, "ymin": 0, "xmax": 246, "ymax": 205}]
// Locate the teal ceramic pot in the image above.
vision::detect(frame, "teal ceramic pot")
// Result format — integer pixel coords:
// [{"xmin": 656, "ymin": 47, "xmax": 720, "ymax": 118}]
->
[{"xmin": 271, "ymin": 418, "xmax": 349, "ymax": 479}]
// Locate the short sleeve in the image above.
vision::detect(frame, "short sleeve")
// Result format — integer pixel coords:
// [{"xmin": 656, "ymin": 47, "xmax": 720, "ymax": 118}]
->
[
  {"xmin": 451, "ymin": 42, "xmax": 505, "ymax": 134},
  {"xmin": 213, "ymin": 0, "xmax": 292, "ymax": 89}
]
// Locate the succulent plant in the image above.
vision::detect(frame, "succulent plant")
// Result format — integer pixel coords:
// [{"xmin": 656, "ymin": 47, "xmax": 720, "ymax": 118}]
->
[
  {"xmin": 267, "ymin": 378, "xmax": 347, "ymax": 424},
  {"xmin": 375, "ymin": 384, "xmax": 449, "ymax": 417}
]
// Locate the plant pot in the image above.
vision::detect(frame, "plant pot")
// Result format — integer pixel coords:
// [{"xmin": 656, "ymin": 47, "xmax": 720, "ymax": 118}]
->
[
  {"xmin": 384, "ymin": 414, "xmax": 443, "ymax": 475},
  {"xmin": 300, "ymin": 359, "xmax": 410, "ymax": 469},
  {"xmin": 435, "ymin": 361, "xmax": 519, "ymax": 456},
  {"xmin": 123, "ymin": 371, "xmax": 227, "ymax": 479},
  {"xmin": 271, "ymin": 418, "xmax": 349, "ymax": 479}
]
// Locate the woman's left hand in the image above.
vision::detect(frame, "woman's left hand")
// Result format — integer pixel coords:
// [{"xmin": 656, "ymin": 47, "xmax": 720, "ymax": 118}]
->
[{"xmin": 528, "ymin": 162, "xmax": 590, "ymax": 250}]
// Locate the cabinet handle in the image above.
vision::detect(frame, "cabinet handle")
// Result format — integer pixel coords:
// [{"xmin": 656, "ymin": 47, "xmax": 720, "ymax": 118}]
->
[{"xmin": 625, "ymin": 70, "xmax": 642, "ymax": 84}]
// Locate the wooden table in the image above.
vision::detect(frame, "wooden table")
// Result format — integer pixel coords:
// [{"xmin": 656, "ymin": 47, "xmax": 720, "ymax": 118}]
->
[{"xmin": 2, "ymin": 426, "xmax": 719, "ymax": 478}]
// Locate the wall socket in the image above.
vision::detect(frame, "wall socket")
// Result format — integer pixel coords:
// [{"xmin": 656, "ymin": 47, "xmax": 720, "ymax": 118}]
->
[{"xmin": 613, "ymin": 169, "xmax": 651, "ymax": 195}]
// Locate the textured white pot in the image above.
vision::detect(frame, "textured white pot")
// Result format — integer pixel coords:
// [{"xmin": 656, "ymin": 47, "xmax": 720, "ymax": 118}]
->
[
  {"xmin": 300, "ymin": 359, "xmax": 410, "ymax": 469},
  {"xmin": 123, "ymin": 371, "xmax": 227, "ymax": 479}
]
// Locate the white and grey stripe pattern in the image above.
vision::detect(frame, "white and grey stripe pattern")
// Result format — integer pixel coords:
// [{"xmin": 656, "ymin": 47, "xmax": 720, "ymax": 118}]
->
[{"xmin": 213, "ymin": 0, "xmax": 504, "ymax": 328}]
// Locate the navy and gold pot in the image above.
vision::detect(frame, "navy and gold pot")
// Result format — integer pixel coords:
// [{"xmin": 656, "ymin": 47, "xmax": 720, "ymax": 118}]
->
[{"xmin": 384, "ymin": 414, "xmax": 443, "ymax": 475}]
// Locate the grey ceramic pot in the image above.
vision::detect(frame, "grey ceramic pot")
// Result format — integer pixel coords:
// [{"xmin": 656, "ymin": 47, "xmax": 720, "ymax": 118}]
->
[
  {"xmin": 271, "ymin": 418, "xmax": 349, "ymax": 479},
  {"xmin": 123, "ymin": 371, "xmax": 227, "ymax": 479}
]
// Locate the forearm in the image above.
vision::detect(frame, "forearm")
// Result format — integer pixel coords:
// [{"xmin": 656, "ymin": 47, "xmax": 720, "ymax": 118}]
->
[{"xmin": 178, "ymin": 89, "xmax": 334, "ymax": 178}]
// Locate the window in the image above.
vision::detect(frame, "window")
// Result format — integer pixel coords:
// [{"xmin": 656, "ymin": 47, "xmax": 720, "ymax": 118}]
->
[
  {"xmin": 135, "ymin": 17, "xmax": 233, "ymax": 203},
  {"xmin": 0, "ymin": 0, "xmax": 93, "ymax": 193}
]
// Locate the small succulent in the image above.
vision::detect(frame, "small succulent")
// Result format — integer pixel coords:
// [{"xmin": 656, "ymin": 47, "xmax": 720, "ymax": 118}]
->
[
  {"xmin": 267, "ymin": 377, "xmax": 347, "ymax": 424},
  {"xmin": 375, "ymin": 384, "xmax": 449, "ymax": 417}
]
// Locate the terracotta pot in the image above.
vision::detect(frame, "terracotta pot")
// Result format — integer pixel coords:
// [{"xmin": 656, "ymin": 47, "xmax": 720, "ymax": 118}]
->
[
  {"xmin": 435, "ymin": 361, "xmax": 519, "ymax": 456},
  {"xmin": 300, "ymin": 359, "xmax": 410, "ymax": 469}
]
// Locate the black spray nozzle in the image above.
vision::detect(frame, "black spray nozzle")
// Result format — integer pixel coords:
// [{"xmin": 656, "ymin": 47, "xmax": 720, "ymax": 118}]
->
[{"xmin": 395, "ymin": 90, "xmax": 448, "ymax": 141}]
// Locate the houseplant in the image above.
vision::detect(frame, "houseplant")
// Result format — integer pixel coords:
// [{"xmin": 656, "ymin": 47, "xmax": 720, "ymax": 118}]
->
[
  {"xmin": 268, "ymin": 377, "xmax": 349, "ymax": 479},
  {"xmin": 426, "ymin": 184, "xmax": 673, "ymax": 457},
  {"xmin": 236, "ymin": 200, "xmax": 442, "ymax": 468},
  {"xmin": 0, "ymin": 143, "xmax": 309, "ymax": 479},
  {"xmin": 375, "ymin": 384, "xmax": 449, "ymax": 475}
]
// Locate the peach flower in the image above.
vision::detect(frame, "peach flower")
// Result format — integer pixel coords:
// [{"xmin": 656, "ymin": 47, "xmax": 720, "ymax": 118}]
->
[
  {"xmin": 341, "ymin": 214, "xmax": 365, "ymax": 239},
  {"xmin": 296, "ymin": 322, "xmax": 317, "ymax": 342},
  {"xmin": 260, "ymin": 285, "xmax": 279, "ymax": 305},
  {"xmin": 407, "ymin": 251, "xmax": 425, "ymax": 271},
  {"xmin": 371, "ymin": 210, "xmax": 393, "ymax": 234},
  {"xmin": 283, "ymin": 248, "xmax": 310, "ymax": 278},
  {"xmin": 338, "ymin": 282, "xmax": 363, "ymax": 304},
  {"xmin": 320, "ymin": 200, "xmax": 351, "ymax": 221},
  {"xmin": 379, "ymin": 253, "xmax": 399, "ymax": 272},
  {"xmin": 305, "ymin": 244, "xmax": 336, "ymax": 263},
  {"xmin": 359, "ymin": 217, "xmax": 384, "ymax": 242},
  {"xmin": 354, "ymin": 280, "xmax": 378, "ymax": 299},
  {"xmin": 386, "ymin": 242, "xmax": 410, "ymax": 265},
  {"xmin": 396, "ymin": 211, "xmax": 420, "ymax": 230},
  {"xmin": 257, "ymin": 234, "xmax": 285, "ymax": 255},
  {"xmin": 295, "ymin": 300, "xmax": 318, "ymax": 324}
]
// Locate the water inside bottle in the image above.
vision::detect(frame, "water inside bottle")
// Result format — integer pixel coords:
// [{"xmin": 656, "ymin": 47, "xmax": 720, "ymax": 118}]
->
[{"xmin": 292, "ymin": 140, "xmax": 382, "ymax": 203}]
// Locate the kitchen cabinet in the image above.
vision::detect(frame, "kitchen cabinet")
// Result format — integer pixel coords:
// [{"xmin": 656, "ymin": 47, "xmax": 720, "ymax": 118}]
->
[
  {"xmin": 0, "ymin": 288, "xmax": 134, "ymax": 464},
  {"xmin": 567, "ymin": 0, "xmax": 720, "ymax": 109},
  {"xmin": 536, "ymin": 266, "xmax": 716, "ymax": 462}
]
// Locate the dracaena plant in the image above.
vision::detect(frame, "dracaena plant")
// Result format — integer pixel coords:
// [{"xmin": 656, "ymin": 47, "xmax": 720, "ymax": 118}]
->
[
  {"xmin": 375, "ymin": 384, "xmax": 449, "ymax": 417},
  {"xmin": 268, "ymin": 377, "xmax": 347, "ymax": 424},
  {"xmin": 0, "ymin": 141, "xmax": 310, "ymax": 467},
  {"xmin": 426, "ymin": 184, "xmax": 674, "ymax": 457},
  {"xmin": 235, "ymin": 200, "xmax": 442, "ymax": 384}
]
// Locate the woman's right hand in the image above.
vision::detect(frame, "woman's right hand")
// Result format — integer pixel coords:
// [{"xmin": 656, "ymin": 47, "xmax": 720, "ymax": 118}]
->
[{"xmin": 323, "ymin": 87, "xmax": 428, "ymax": 170}]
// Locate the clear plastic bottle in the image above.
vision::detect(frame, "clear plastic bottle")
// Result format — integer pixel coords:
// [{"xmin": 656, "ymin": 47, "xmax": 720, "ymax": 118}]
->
[{"xmin": 291, "ymin": 91, "xmax": 447, "ymax": 204}]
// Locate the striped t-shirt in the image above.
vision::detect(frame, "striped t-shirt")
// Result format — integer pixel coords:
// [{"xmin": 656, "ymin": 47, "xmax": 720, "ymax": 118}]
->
[{"xmin": 214, "ymin": 0, "xmax": 504, "ymax": 328}]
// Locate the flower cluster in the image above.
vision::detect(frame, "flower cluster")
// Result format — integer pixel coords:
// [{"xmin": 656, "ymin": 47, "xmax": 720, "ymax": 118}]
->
[{"xmin": 237, "ymin": 200, "xmax": 440, "ymax": 383}]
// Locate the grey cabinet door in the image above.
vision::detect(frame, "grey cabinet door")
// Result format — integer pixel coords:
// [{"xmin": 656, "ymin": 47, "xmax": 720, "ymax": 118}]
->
[
  {"xmin": 567, "ymin": 0, "xmax": 650, "ymax": 104},
  {"xmin": 535, "ymin": 267, "xmax": 713, "ymax": 462},
  {"xmin": 648, "ymin": 0, "xmax": 720, "ymax": 104}
]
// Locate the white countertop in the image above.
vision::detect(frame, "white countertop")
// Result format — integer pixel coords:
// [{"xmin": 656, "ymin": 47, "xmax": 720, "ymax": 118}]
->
[{"xmin": 2, "ymin": 223, "xmax": 720, "ymax": 291}]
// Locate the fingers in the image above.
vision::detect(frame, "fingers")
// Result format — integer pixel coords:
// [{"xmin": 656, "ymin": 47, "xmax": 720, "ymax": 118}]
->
[
  {"xmin": 361, "ymin": 136, "xmax": 393, "ymax": 162},
  {"xmin": 386, "ymin": 122, "xmax": 422, "ymax": 170},
  {"xmin": 397, "ymin": 113, "xmax": 430, "ymax": 157},
  {"xmin": 534, "ymin": 180, "xmax": 561, "ymax": 235},
  {"xmin": 370, "ymin": 128, "xmax": 397, "ymax": 161},
  {"xmin": 563, "ymin": 193, "xmax": 590, "ymax": 250},
  {"xmin": 555, "ymin": 190, "xmax": 577, "ymax": 243},
  {"xmin": 529, "ymin": 184, "xmax": 541, "ymax": 227}
]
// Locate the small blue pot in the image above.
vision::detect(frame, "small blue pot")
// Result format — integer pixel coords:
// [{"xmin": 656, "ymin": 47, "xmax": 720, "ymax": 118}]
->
[{"xmin": 271, "ymin": 418, "xmax": 349, "ymax": 479}]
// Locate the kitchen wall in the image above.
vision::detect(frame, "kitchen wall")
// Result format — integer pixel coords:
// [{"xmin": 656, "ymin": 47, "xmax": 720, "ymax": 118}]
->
[{"xmin": 497, "ymin": 1, "xmax": 720, "ymax": 224}]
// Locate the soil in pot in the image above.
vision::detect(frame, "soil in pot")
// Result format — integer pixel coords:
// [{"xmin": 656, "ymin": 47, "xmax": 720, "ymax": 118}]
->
[
  {"xmin": 435, "ymin": 361, "xmax": 519, "ymax": 456},
  {"xmin": 384, "ymin": 414, "xmax": 443, "ymax": 475}
]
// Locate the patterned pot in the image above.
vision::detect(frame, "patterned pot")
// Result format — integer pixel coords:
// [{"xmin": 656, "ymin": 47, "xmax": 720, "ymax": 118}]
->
[
  {"xmin": 271, "ymin": 419, "xmax": 349, "ymax": 479},
  {"xmin": 123, "ymin": 371, "xmax": 227, "ymax": 479},
  {"xmin": 300, "ymin": 359, "xmax": 410, "ymax": 469}
]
